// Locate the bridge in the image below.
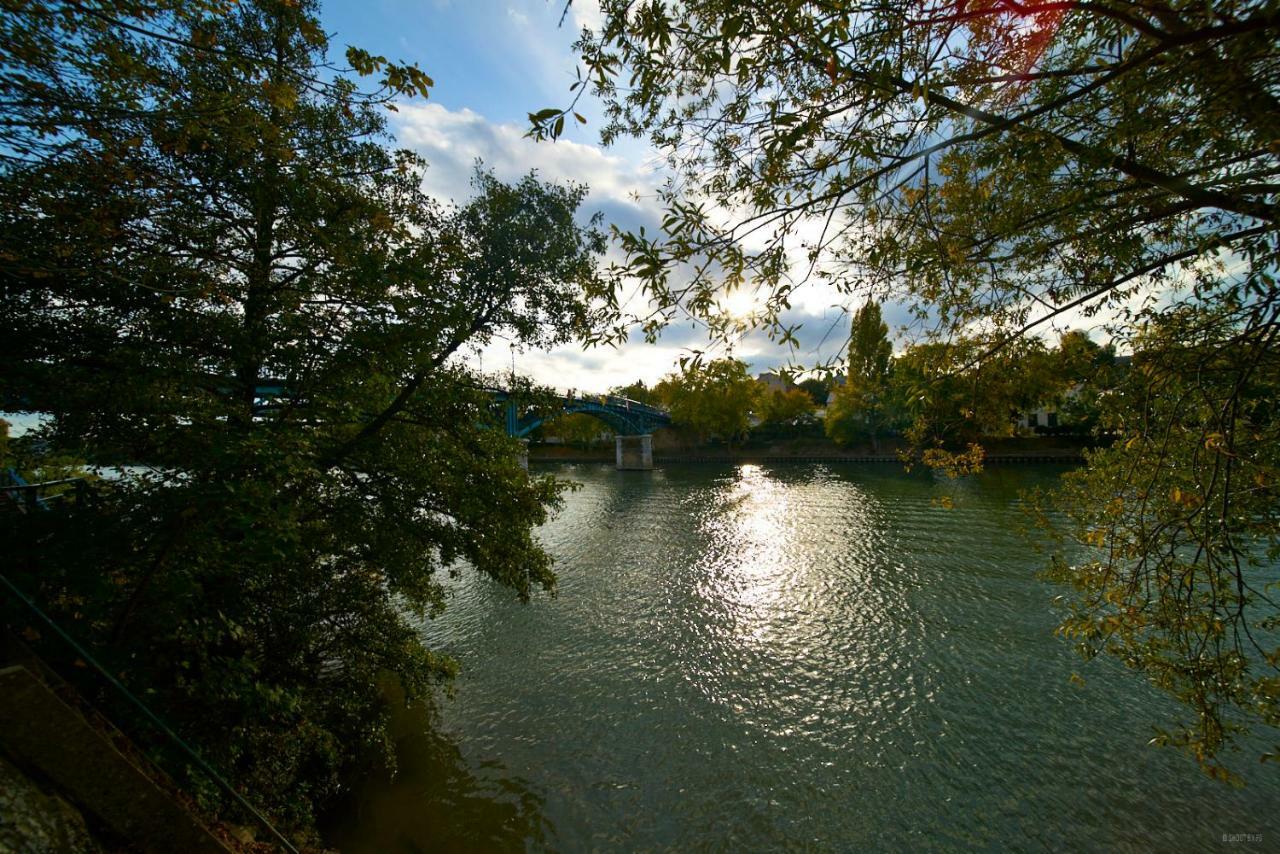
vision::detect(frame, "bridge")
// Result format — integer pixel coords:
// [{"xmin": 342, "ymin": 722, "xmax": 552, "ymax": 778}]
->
[
  {"xmin": 253, "ymin": 379, "xmax": 671, "ymax": 468},
  {"xmin": 189, "ymin": 380, "xmax": 675, "ymax": 469},
  {"xmin": 490, "ymin": 391, "xmax": 671, "ymax": 470}
]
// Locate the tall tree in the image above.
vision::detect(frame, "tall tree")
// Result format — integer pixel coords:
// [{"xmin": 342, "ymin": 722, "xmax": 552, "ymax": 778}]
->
[
  {"xmin": 848, "ymin": 302, "xmax": 892, "ymax": 386},
  {"xmin": 0, "ymin": 0, "xmax": 603, "ymax": 834},
  {"xmin": 543, "ymin": 0, "xmax": 1280, "ymax": 772},
  {"xmin": 826, "ymin": 302, "xmax": 893, "ymax": 450}
]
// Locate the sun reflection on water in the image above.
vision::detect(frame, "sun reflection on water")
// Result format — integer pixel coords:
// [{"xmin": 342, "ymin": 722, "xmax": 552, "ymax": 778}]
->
[
  {"xmin": 691, "ymin": 464, "xmax": 881, "ymax": 645},
  {"xmin": 697, "ymin": 464, "xmax": 791, "ymax": 623},
  {"xmin": 679, "ymin": 463, "xmax": 926, "ymax": 750},
  {"xmin": 369, "ymin": 464, "xmax": 1280, "ymax": 852}
]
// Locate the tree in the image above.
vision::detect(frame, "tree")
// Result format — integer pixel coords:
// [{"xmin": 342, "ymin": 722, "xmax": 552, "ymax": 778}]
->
[
  {"xmin": 661, "ymin": 358, "xmax": 758, "ymax": 443},
  {"xmin": 758, "ymin": 385, "xmax": 816, "ymax": 433},
  {"xmin": 884, "ymin": 336, "xmax": 1063, "ymax": 451},
  {"xmin": 1052, "ymin": 331, "xmax": 1122, "ymax": 432},
  {"xmin": 825, "ymin": 302, "xmax": 893, "ymax": 450},
  {"xmin": 797, "ymin": 376, "xmax": 831, "ymax": 407},
  {"xmin": 542, "ymin": 0, "xmax": 1280, "ymax": 770},
  {"xmin": 823, "ymin": 386, "xmax": 868, "ymax": 449},
  {"xmin": 0, "ymin": 0, "xmax": 603, "ymax": 834},
  {"xmin": 1046, "ymin": 304, "xmax": 1280, "ymax": 783},
  {"xmin": 848, "ymin": 302, "xmax": 892, "ymax": 385},
  {"xmin": 546, "ymin": 412, "xmax": 610, "ymax": 449},
  {"xmin": 0, "ymin": 0, "xmax": 433, "ymax": 171}
]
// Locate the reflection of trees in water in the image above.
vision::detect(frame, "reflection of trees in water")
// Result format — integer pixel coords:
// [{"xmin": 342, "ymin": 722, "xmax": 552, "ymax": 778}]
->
[{"xmin": 321, "ymin": 682, "xmax": 549, "ymax": 852}]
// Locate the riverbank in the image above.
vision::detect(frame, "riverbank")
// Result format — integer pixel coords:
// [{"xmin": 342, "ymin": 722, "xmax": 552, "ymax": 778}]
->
[{"xmin": 529, "ymin": 437, "xmax": 1096, "ymax": 465}]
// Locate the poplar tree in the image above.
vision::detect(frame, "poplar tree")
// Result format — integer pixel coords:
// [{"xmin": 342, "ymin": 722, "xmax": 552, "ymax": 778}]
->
[{"xmin": 826, "ymin": 302, "xmax": 893, "ymax": 450}]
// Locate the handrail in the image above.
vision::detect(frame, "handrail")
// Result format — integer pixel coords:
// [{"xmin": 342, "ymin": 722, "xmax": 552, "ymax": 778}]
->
[
  {"xmin": 2, "ymin": 469, "xmax": 297, "ymax": 847},
  {"xmin": 3, "ymin": 468, "xmax": 49, "ymax": 512},
  {"xmin": 1, "ymin": 470, "xmax": 95, "ymax": 513},
  {"xmin": 4, "ymin": 477, "xmax": 87, "ymax": 490},
  {"xmin": 486, "ymin": 389, "xmax": 670, "ymax": 417},
  {"xmin": 0, "ymin": 573, "xmax": 299, "ymax": 852}
]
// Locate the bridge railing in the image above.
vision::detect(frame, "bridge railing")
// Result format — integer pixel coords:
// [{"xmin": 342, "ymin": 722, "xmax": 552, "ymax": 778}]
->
[
  {"xmin": 1, "ymin": 468, "xmax": 94, "ymax": 514},
  {"xmin": 549, "ymin": 391, "xmax": 670, "ymax": 418},
  {"xmin": 486, "ymin": 387, "xmax": 670, "ymax": 418}
]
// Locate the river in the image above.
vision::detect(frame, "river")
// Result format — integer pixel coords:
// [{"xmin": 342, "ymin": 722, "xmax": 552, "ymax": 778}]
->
[{"xmin": 324, "ymin": 462, "xmax": 1277, "ymax": 851}]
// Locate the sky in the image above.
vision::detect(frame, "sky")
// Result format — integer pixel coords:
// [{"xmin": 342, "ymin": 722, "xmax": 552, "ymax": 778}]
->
[
  {"xmin": 317, "ymin": 0, "xmax": 1167, "ymax": 393},
  {"xmin": 319, "ymin": 0, "xmax": 869, "ymax": 392}
]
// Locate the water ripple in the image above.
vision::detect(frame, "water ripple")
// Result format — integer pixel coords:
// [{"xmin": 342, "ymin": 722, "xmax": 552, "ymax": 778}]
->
[{"xmin": 340, "ymin": 462, "xmax": 1280, "ymax": 852}]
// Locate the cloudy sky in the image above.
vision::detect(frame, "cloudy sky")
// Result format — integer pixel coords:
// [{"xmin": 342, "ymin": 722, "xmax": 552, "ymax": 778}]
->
[
  {"xmin": 322, "ymin": 0, "xmax": 1181, "ymax": 393},
  {"xmin": 321, "ymin": 0, "xmax": 874, "ymax": 391}
]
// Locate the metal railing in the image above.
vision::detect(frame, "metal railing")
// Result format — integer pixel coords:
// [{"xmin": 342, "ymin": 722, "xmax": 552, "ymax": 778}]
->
[
  {"xmin": 1, "ymin": 468, "xmax": 96, "ymax": 513},
  {"xmin": 0, "ymin": 466, "xmax": 298, "ymax": 851}
]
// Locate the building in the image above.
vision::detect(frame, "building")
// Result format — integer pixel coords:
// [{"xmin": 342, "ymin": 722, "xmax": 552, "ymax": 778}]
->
[
  {"xmin": 756, "ymin": 371, "xmax": 795, "ymax": 393},
  {"xmin": 825, "ymin": 372, "xmax": 846, "ymax": 407}
]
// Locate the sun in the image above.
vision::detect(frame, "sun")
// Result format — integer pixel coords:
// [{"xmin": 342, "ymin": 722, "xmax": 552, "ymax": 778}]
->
[{"xmin": 716, "ymin": 287, "xmax": 764, "ymax": 321}]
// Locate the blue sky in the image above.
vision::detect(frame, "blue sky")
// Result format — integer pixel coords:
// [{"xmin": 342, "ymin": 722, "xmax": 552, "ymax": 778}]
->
[
  {"xmin": 324, "ymin": 0, "xmax": 593, "ymax": 127},
  {"xmin": 314, "ymin": 0, "xmax": 875, "ymax": 391}
]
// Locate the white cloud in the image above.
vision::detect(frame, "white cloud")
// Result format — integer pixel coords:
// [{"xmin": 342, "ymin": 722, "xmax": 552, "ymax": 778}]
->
[
  {"xmin": 392, "ymin": 100, "xmax": 880, "ymax": 390},
  {"xmin": 393, "ymin": 101, "xmax": 709, "ymax": 389},
  {"xmin": 567, "ymin": 0, "xmax": 603, "ymax": 32},
  {"xmin": 465, "ymin": 335, "xmax": 698, "ymax": 394},
  {"xmin": 506, "ymin": 5, "xmax": 530, "ymax": 26},
  {"xmin": 394, "ymin": 101, "xmax": 656, "ymax": 213}
]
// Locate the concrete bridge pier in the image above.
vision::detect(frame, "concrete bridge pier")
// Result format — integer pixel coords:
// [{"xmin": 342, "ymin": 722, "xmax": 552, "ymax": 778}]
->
[
  {"xmin": 615, "ymin": 434, "xmax": 653, "ymax": 470},
  {"xmin": 517, "ymin": 438, "xmax": 529, "ymax": 471}
]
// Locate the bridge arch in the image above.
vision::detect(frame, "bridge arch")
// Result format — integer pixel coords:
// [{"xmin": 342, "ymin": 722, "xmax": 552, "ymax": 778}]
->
[
  {"xmin": 512, "ymin": 403, "xmax": 643, "ymax": 439},
  {"xmin": 493, "ymin": 392, "xmax": 671, "ymax": 439}
]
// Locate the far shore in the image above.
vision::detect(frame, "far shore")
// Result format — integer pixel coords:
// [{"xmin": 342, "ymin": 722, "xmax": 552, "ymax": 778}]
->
[{"xmin": 530, "ymin": 436, "xmax": 1097, "ymax": 465}]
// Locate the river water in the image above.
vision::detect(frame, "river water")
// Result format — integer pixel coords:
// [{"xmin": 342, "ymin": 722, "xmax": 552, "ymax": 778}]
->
[{"xmin": 325, "ymin": 462, "xmax": 1278, "ymax": 851}]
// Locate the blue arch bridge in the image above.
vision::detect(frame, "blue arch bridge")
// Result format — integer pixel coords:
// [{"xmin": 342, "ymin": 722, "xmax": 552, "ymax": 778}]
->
[
  {"xmin": 488, "ymin": 390, "xmax": 670, "ymax": 470},
  {"xmin": 250, "ymin": 382, "xmax": 670, "ymax": 470}
]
